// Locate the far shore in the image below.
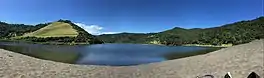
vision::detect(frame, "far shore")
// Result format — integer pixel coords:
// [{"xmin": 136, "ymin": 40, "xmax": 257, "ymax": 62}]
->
[
  {"xmin": 1, "ymin": 39, "xmax": 233, "ymax": 47},
  {"xmin": 0, "ymin": 39, "xmax": 91, "ymax": 45},
  {"xmin": 147, "ymin": 42, "xmax": 233, "ymax": 47},
  {"xmin": 183, "ymin": 44, "xmax": 233, "ymax": 47}
]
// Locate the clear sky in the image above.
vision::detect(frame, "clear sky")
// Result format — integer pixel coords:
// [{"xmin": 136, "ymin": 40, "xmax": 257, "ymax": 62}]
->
[{"xmin": 0, "ymin": 0, "xmax": 263, "ymax": 35}]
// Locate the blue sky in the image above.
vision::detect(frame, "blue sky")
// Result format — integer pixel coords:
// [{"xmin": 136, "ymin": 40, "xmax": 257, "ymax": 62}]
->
[{"xmin": 0, "ymin": 0, "xmax": 263, "ymax": 35}]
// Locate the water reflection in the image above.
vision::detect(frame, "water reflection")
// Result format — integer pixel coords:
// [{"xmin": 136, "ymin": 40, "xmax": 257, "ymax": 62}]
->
[{"xmin": 0, "ymin": 42, "xmax": 217, "ymax": 66}]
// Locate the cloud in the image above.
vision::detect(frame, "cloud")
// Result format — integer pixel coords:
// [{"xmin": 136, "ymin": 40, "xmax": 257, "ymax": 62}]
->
[
  {"xmin": 74, "ymin": 23, "xmax": 102, "ymax": 35},
  {"xmin": 101, "ymin": 32, "xmax": 121, "ymax": 34},
  {"xmin": 74, "ymin": 23, "xmax": 119, "ymax": 35}
]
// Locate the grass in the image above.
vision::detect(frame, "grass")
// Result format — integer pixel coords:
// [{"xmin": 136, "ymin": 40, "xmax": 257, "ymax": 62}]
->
[{"xmin": 23, "ymin": 22, "xmax": 78, "ymax": 37}]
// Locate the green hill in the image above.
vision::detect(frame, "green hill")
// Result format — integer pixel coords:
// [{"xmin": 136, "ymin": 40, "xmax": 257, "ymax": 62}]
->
[
  {"xmin": 0, "ymin": 20, "xmax": 103, "ymax": 44},
  {"xmin": 0, "ymin": 22, "xmax": 46, "ymax": 38},
  {"xmin": 1, "ymin": 17, "xmax": 263, "ymax": 45},
  {"xmin": 98, "ymin": 33, "xmax": 156, "ymax": 43},
  {"xmin": 21, "ymin": 20, "xmax": 103, "ymax": 44},
  {"xmin": 98, "ymin": 17, "xmax": 264, "ymax": 45},
  {"xmin": 23, "ymin": 22, "xmax": 78, "ymax": 37}
]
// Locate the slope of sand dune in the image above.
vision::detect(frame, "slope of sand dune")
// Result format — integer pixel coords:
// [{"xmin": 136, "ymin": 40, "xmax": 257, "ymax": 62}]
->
[{"xmin": 0, "ymin": 40, "xmax": 263, "ymax": 78}]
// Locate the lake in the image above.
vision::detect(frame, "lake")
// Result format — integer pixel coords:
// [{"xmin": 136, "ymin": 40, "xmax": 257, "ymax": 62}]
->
[{"xmin": 0, "ymin": 42, "xmax": 220, "ymax": 66}]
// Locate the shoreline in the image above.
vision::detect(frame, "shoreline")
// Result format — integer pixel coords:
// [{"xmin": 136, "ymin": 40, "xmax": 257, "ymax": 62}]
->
[
  {"xmin": 2, "ymin": 38, "xmax": 233, "ymax": 47},
  {"xmin": 0, "ymin": 39, "xmax": 91, "ymax": 45},
  {"xmin": 183, "ymin": 44, "xmax": 233, "ymax": 47}
]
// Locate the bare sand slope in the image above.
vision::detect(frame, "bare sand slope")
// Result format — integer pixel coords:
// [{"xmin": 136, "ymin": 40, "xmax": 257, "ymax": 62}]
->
[{"xmin": 0, "ymin": 40, "xmax": 263, "ymax": 78}]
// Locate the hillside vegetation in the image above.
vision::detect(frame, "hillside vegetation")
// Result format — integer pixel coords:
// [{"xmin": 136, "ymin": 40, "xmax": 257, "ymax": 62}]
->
[
  {"xmin": 1, "ymin": 17, "xmax": 263, "ymax": 45},
  {"xmin": 23, "ymin": 22, "xmax": 78, "ymax": 37},
  {"xmin": 0, "ymin": 22, "xmax": 47, "ymax": 38},
  {"xmin": 0, "ymin": 20, "xmax": 103, "ymax": 44},
  {"xmin": 98, "ymin": 17, "xmax": 264, "ymax": 45},
  {"xmin": 98, "ymin": 33, "xmax": 155, "ymax": 43}
]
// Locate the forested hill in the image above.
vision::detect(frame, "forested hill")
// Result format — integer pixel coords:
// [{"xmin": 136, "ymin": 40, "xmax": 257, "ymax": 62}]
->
[
  {"xmin": 0, "ymin": 20, "xmax": 103, "ymax": 44},
  {"xmin": 0, "ymin": 22, "xmax": 47, "ymax": 38},
  {"xmin": 1, "ymin": 17, "xmax": 263, "ymax": 45},
  {"xmin": 98, "ymin": 17, "xmax": 264, "ymax": 45},
  {"xmin": 98, "ymin": 33, "xmax": 156, "ymax": 43}
]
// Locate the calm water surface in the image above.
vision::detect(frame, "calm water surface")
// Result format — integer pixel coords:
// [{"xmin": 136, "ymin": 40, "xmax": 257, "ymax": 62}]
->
[{"xmin": 0, "ymin": 42, "xmax": 218, "ymax": 66}]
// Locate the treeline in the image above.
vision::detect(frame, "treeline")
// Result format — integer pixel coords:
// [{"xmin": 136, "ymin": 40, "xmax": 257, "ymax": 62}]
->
[
  {"xmin": 17, "ymin": 36, "xmax": 103, "ymax": 44},
  {"xmin": 98, "ymin": 33, "xmax": 156, "ymax": 43},
  {"xmin": 98, "ymin": 17, "xmax": 264, "ymax": 46},
  {"xmin": 196, "ymin": 17, "xmax": 264, "ymax": 45},
  {"xmin": 150, "ymin": 27, "xmax": 202, "ymax": 45}
]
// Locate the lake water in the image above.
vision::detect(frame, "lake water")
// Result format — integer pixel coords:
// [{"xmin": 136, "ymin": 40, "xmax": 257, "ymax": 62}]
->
[{"xmin": 0, "ymin": 42, "xmax": 219, "ymax": 66}]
